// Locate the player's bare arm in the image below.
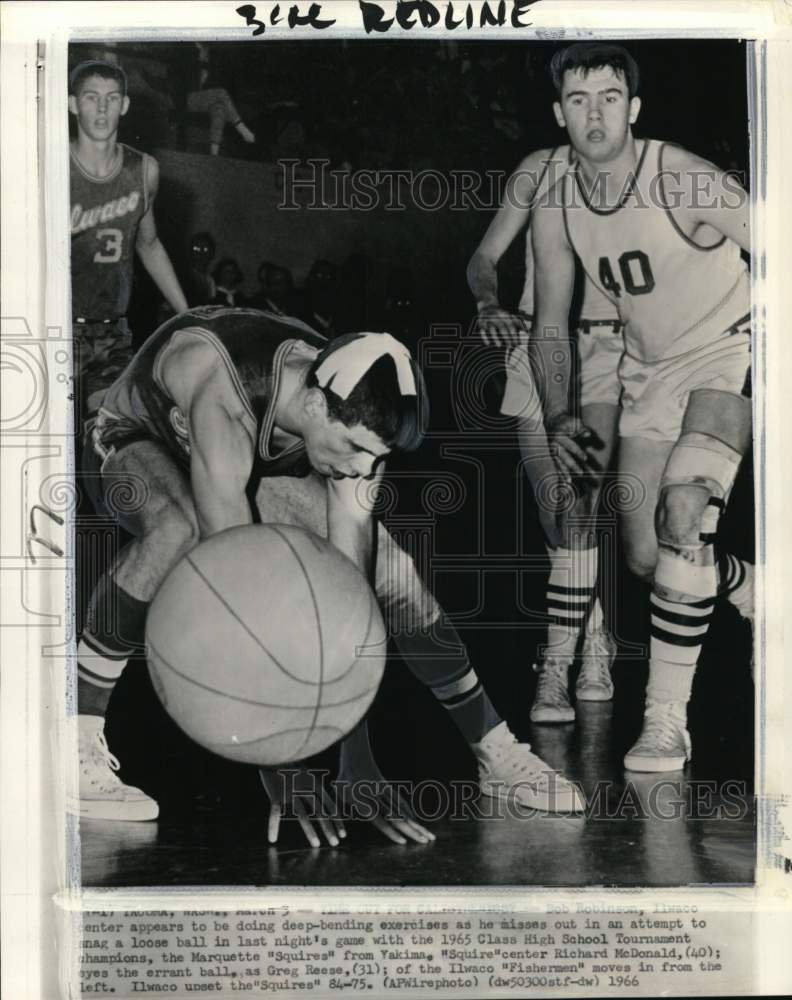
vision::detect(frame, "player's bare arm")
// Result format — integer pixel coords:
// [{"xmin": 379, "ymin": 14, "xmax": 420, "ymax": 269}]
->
[
  {"xmin": 531, "ymin": 199, "xmax": 593, "ymax": 478},
  {"xmin": 135, "ymin": 155, "xmax": 189, "ymax": 313},
  {"xmin": 160, "ymin": 338, "xmax": 256, "ymax": 536},
  {"xmin": 660, "ymin": 144, "xmax": 750, "ymax": 254},
  {"xmin": 467, "ymin": 148, "xmax": 551, "ymax": 348},
  {"xmin": 327, "ymin": 466, "xmax": 383, "ymax": 578}
]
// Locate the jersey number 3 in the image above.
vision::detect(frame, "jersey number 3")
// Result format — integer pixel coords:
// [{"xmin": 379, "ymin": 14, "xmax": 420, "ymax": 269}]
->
[
  {"xmin": 94, "ymin": 228, "xmax": 123, "ymax": 264},
  {"xmin": 598, "ymin": 251, "xmax": 655, "ymax": 297}
]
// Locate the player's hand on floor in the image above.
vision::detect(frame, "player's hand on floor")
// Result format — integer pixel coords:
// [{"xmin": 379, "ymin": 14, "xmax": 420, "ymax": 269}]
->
[
  {"xmin": 258, "ymin": 767, "xmax": 346, "ymax": 849},
  {"xmin": 335, "ymin": 762, "xmax": 436, "ymax": 846},
  {"xmin": 475, "ymin": 306, "xmax": 528, "ymax": 349},
  {"xmin": 546, "ymin": 413, "xmax": 604, "ymax": 480}
]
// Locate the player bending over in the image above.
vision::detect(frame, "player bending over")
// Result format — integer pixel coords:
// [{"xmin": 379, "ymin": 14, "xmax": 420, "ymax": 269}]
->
[
  {"xmin": 530, "ymin": 42, "xmax": 753, "ymax": 771},
  {"xmin": 72, "ymin": 306, "xmax": 585, "ymax": 839},
  {"xmin": 468, "ymin": 141, "xmax": 623, "ymax": 724}
]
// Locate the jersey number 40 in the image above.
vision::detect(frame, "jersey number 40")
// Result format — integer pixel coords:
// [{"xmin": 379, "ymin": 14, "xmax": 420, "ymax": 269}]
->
[{"xmin": 598, "ymin": 251, "xmax": 655, "ymax": 298}]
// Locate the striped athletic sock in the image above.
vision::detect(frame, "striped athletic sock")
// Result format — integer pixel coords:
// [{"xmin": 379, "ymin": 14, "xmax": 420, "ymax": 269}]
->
[
  {"xmin": 78, "ymin": 573, "xmax": 150, "ymax": 712},
  {"xmin": 648, "ymin": 542, "xmax": 717, "ymax": 703},
  {"xmin": 394, "ymin": 616, "xmax": 501, "ymax": 744},
  {"xmin": 717, "ymin": 551, "xmax": 753, "ymax": 617},
  {"xmin": 545, "ymin": 545, "xmax": 597, "ymax": 660}
]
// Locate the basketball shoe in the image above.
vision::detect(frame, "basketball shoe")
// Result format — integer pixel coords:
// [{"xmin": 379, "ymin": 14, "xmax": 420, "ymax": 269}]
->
[
  {"xmin": 623, "ymin": 700, "xmax": 691, "ymax": 772},
  {"xmin": 473, "ymin": 721, "xmax": 586, "ymax": 812},
  {"xmin": 68, "ymin": 714, "xmax": 159, "ymax": 821},
  {"xmin": 575, "ymin": 631, "xmax": 616, "ymax": 702},
  {"xmin": 530, "ymin": 657, "xmax": 575, "ymax": 723}
]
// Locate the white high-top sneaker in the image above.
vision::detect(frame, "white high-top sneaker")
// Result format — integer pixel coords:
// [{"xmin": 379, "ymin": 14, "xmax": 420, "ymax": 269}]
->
[
  {"xmin": 530, "ymin": 657, "xmax": 575, "ymax": 723},
  {"xmin": 473, "ymin": 721, "xmax": 586, "ymax": 813},
  {"xmin": 68, "ymin": 714, "xmax": 159, "ymax": 821},
  {"xmin": 576, "ymin": 632, "xmax": 616, "ymax": 702},
  {"xmin": 623, "ymin": 701, "xmax": 691, "ymax": 772}
]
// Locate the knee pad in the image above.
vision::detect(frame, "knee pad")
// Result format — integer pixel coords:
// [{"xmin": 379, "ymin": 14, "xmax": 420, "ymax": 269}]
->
[{"xmin": 659, "ymin": 432, "xmax": 742, "ymax": 545}]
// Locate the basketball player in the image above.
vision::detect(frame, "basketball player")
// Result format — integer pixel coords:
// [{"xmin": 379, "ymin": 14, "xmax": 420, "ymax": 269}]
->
[
  {"xmin": 69, "ymin": 61, "xmax": 187, "ymax": 419},
  {"xmin": 468, "ymin": 146, "xmax": 622, "ymax": 724},
  {"xmin": 530, "ymin": 42, "xmax": 754, "ymax": 770},
  {"xmin": 73, "ymin": 306, "xmax": 586, "ymax": 835}
]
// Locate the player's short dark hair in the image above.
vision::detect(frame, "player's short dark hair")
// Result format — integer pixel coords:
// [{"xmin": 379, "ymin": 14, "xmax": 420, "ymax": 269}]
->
[
  {"xmin": 69, "ymin": 60, "xmax": 128, "ymax": 97},
  {"xmin": 307, "ymin": 334, "xmax": 428, "ymax": 453},
  {"xmin": 550, "ymin": 43, "xmax": 640, "ymax": 99}
]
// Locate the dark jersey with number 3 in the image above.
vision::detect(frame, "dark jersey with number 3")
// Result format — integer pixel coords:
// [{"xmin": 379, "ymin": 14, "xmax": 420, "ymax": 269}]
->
[{"xmin": 70, "ymin": 143, "xmax": 148, "ymax": 321}]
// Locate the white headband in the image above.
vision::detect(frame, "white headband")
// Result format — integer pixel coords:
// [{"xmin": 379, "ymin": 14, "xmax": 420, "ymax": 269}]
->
[{"xmin": 314, "ymin": 333, "xmax": 417, "ymax": 400}]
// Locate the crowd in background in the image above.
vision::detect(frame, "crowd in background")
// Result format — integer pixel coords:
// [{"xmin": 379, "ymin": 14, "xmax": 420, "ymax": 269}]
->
[{"xmin": 180, "ymin": 231, "xmax": 420, "ymax": 344}]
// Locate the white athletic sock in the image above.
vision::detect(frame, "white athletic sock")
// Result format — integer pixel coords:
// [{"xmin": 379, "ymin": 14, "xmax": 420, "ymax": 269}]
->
[
  {"xmin": 718, "ymin": 552, "xmax": 753, "ymax": 616},
  {"xmin": 545, "ymin": 545, "xmax": 597, "ymax": 661},
  {"xmin": 649, "ymin": 542, "xmax": 717, "ymax": 705},
  {"xmin": 585, "ymin": 595, "xmax": 604, "ymax": 637}
]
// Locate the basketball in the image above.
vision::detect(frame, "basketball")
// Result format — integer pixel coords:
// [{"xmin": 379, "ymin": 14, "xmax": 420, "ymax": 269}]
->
[{"xmin": 145, "ymin": 524, "xmax": 387, "ymax": 766}]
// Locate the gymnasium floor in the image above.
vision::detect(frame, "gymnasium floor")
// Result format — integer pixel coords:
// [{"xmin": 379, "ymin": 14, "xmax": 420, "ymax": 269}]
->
[{"xmin": 80, "ymin": 639, "xmax": 756, "ymax": 889}]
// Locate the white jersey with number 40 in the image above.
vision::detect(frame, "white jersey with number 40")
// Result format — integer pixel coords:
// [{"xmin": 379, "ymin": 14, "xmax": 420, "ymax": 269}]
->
[
  {"xmin": 519, "ymin": 145, "xmax": 616, "ymax": 323},
  {"xmin": 561, "ymin": 139, "xmax": 750, "ymax": 363}
]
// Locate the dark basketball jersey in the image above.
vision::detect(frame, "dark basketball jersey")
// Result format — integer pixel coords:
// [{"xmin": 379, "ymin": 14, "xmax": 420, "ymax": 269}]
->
[
  {"xmin": 70, "ymin": 143, "xmax": 148, "ymax": 320},
  {"xmin": 99, "ymin": 307, "xmax": 328, "ymax": 477}
]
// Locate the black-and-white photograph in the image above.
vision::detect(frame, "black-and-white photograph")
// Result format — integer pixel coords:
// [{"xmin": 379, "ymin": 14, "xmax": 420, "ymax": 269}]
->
[
  {"xmin": 64, "ymin": 33, "xmax": 758, "ymax": 892},
  {"xmin": 8, "ymin": 2, "xmax": 792, "ymax": 996}
]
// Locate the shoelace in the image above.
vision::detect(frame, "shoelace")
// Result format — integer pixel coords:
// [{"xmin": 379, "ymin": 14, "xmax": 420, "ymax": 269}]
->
[
  {"xmin": 638, "ymin": 703, "xmax": 687, "ymax": 751},
  {"xmin": 488, "ymin": 744, "xmax": 553, "ymax": 783},
  {"xmin": 479, "ymin": 726, "xmax": 550, "ymax": 783},
  {"xmin": 579, "ymin": 638, "xmax": 612, "ymax": 686},
  {"xmin": 534, "ymin": 660, "xmax": 570, "ymax": 705},
  {"xmin": 93, "ymin": 730, "xmax": 121, "ymax": 773}
]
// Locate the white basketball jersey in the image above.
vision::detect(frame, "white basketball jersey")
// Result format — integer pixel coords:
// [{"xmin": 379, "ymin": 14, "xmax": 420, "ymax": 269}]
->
[
  {"xmin": 562, "ymin": 139, "xmax": 750, "ymax": 362},
  {"xmin": 519, "ymin": 145, "xmax": 616, "ymax": 322}
]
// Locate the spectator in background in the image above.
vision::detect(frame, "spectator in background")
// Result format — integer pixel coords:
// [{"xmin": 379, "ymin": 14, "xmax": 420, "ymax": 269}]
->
[
  {"xmin": 250, "ymin": 261, "xmax": 274, "ymax": 308},
  {"xmin": 171, "ymin": 43, "xmax": 257, "ymax": 156},
  {"xmin": 298, "ymin": 259, "xmax": 339, "ymax": 338},
  {"xmin": 184, "ymin": 231, "xmax": 217, "ymax": 306},
  {"xmin": 255, "ymin": 264, "xmax": 297, "ymax": 316},
  {"xmin": 211, "ymin": 257, "xmax": 247, "ymax": 307},
  {"xmin": 382, "ymin": 266, "xmax": 420, "ymax": 345}
]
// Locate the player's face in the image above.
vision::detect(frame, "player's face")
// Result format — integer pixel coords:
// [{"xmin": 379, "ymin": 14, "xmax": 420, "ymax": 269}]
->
[
  {"xmin": 306, "ymin": 418, "xmax": 390, "ymax": 480},
  {"xmin": 553, "ymin": 66, "xmax": 640, "ymax": 163},
  {"xmin": 69, "ymin": 76, "xmax": 129, "ymax": 141}
]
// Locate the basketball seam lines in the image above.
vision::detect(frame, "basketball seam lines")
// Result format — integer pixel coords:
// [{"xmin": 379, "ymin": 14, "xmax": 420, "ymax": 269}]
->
[
  {"xmin": 184, "ymin": 553, "xmax": 311, "ymax": 685},
  {"xmin": 148, "ymin": 636, "xmax": 380, "ymax": 709},
  {"xmin": 267, "ymin": 526, "xmax": 326, "ymax": 757}
]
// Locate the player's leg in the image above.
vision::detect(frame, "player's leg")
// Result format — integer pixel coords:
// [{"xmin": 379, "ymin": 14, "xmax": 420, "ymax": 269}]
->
[
  {"xmin": 574, "ymin": 399, "xmax": 620, "ymax": 701},
  {"xmin": 624, "ymin": 388, "xmax": 752, "ymax": 771},
  {"xmin": 374, "ymin": 525, "xmax": 585, "ymax": 812},
  {"xmin": 528, "ymin": 326, "xmax": 621, "ymax": 721},
  {"xmin": 74, "ymin": 437, "xmax": 199, "ymax": 820},
  {"xmin": 502, "ymin": 341, "xmax": 586, "ymax": 722},
  {"xmin": 617, "ymin": 435, "xmax": 673, "ymax": 585},
  {"xmin": 74, "ymin": 320, "xmax": 134, "ymax": 428}
]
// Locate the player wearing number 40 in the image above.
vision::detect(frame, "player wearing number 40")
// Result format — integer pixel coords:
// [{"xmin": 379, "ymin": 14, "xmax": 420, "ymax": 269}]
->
[
  {"xmin": 69, "ymin": 60, "xmax": 188, "ymax": 422},
  {"xmin": 530, "ymin": 43, "xmax": 754, "ymax": 771}
]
